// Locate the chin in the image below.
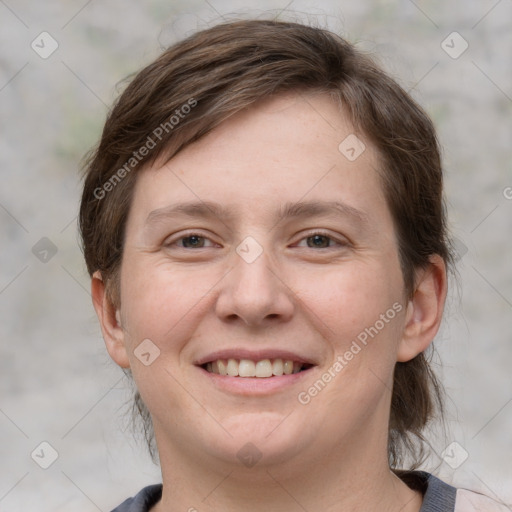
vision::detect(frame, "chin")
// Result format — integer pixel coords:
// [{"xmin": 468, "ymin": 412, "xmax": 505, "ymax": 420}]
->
[{"xmin": 208, "ymin": 413, "xmax": 314, "ymax": 469}]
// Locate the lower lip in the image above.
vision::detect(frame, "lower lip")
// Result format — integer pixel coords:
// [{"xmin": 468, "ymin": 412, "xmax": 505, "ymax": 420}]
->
[{"xmin": 197, "ymin": 366, "xmax": 315, "ymax": 395}]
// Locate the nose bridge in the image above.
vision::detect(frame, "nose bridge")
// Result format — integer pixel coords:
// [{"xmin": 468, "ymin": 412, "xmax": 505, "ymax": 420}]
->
[
  {"xmin": 235, "ymin": 237, "xmax": 275, "ymax": 291},
  {"xmin": 215, "ymin": 235, "xmax": 294, "ymax": 326}
]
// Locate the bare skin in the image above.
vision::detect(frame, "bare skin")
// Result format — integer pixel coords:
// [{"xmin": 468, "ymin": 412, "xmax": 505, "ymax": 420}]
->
[{"xmin": 92, "ymin": 91, "xmax": 446, "ymax": 511}]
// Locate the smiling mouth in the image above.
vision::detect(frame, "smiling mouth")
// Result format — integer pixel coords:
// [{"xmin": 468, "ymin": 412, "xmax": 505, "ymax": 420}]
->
[{"xmin": 201, "ymin": 358, "xmax": 314, "ymax": 378}]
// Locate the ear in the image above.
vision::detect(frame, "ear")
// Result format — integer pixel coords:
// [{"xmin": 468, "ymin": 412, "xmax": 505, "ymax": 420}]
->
[
  {"xmin": 397, "ymin": 255, "xmax": 447, "ymax": 362},
  {"xmin": 91, "ymin": 271, "xmax": 130, "ymax": 368}
]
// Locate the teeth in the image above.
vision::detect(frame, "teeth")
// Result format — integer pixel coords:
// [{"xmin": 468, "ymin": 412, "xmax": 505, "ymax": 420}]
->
[
  {"xmin": 283, "ymin": 360, "xmax": 293, "ymax": 375},
  {"xmin": 226, "ymin": 358, "xmax": 239, "ymax": 377},
  {"xmin": 255, "ymin": 359, "xmax": 272, "ymax": 377},
  {"xmin": 217, "ymin": 359, "xmax": 228, "ymax": 375},
  {"xmin": 272, "ymin": 358, "xmax": 284, "ymax": 376},
  {"xmin": 205, "ymin": 358, "xmax": 306, "ymax": 378},
  {"xmin": 239, "ymin": 359, "xmax": 256, "ymax": 377}
]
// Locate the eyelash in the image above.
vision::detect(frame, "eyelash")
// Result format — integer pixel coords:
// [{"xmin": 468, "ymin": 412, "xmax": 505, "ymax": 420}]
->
[{"xmin": 166, "ymin": 230, "xmax": 347, "ymax": 250}]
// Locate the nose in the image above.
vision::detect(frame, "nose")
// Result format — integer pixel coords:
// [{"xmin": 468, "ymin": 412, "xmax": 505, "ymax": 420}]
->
[{"xmin": 214, "ymin": 242, "xmax": 295, "ymax": 327}]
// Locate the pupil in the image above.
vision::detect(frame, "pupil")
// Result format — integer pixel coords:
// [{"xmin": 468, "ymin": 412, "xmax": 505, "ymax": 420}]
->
[
  {"xmin": 308, "ymin": 235, "xmax": 328, "ymax": 248},
  {"xmin": 184, "ymin": 235, "xmax": 203, "ymax": 248}
]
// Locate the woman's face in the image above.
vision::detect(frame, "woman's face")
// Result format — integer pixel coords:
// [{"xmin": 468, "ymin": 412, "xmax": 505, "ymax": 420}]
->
[{"xmin": 106, "ymin": 92, "xmax": 418, "ymax": 470}]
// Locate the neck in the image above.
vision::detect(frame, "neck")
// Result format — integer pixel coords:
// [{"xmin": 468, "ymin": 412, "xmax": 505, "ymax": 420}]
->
[{"xmin": 151, "ymin": 430, "xmax": 422, "ymax": 512}]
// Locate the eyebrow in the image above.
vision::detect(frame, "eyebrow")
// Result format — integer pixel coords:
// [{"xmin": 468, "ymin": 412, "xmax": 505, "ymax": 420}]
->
[{"xmin": 145, "ymin": 200, "xmax": 370, "ymax": 229}]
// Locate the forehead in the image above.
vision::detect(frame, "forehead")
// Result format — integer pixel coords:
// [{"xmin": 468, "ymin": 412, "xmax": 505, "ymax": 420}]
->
[
  {"xmin": 167, "ymin": 91, "xmax": 369, "ymax": 170},
  {"xmin": 129, "ymin": 91, "xmax": 388, "ymax": 229}
]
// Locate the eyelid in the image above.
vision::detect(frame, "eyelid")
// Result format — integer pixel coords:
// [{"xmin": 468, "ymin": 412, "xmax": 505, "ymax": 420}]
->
[
  {"xmin": 164, "ymin": 230, "xmax": 219, "ymax": 248},
  {"xmin": 293, "ymin": 230, "xmax": 349, "ymax": 248},
  {"xmin": 164, "ymin": 229, "xmax": 349, "ymax": 249}
]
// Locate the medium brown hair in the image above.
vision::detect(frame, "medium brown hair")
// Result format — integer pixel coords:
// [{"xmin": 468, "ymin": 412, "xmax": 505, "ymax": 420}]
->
[{"xmin": 79, "ymin": 18, "xmax": 453, "ymax": 468}]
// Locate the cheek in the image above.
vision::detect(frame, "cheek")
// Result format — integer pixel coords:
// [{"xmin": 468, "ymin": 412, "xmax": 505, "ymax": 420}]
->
[
  {"xmin": 118, "ymin": 260, "xmax": 222, "ymax": 417},
  {"xmin": 294, "ymin": 264, "xmax": 406, "ymax": 430},
  {"xmin": 119, "ymin": 257, "xmax": 223, "ymax": 353},
  {"xmin": 292, "ymin": 261, "xmax": 404, "ymax": 353}
]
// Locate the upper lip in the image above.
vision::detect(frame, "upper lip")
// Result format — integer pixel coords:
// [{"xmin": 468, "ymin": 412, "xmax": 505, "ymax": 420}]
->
[{"xmin": 194, "ymin": 349, "xmax": 318, "ymax": 366}]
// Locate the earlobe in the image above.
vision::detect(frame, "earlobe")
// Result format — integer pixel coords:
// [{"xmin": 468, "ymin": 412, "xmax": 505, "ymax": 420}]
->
[
  {"xmin": 91, "ymin": 271, "xmax": 131, "ymax": 368},
  {"xmin": 397, "ymin": 255, "xmax": 447, "ymax": 362}
]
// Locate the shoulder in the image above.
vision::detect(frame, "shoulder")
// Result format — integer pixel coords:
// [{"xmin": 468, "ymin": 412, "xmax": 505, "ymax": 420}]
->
[
  {"xmin": 400, "ymin": 471, "xmax": 509, "ymax": 512},
  {"xmin": 110, "ymin": 484, "xmax": 162, "ymax": 512},
  {"xmin": 455, "ymin": 488, "xmax": 510, "ymax": 512}
]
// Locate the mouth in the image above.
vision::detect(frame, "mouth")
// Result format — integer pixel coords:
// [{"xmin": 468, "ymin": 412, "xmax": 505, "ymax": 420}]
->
[
  {"xmin": 194, "ymin": 350, "xmax": 318, "ymax": 394},
  {"xmin": 201, "ymin": 358, "xmax": 314, "ymax": 378}
]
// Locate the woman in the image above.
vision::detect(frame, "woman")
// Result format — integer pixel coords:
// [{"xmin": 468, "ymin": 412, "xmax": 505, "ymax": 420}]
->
[{"xmin": 79, "ymin": 18, "xmax": 506, "ymax": 512}]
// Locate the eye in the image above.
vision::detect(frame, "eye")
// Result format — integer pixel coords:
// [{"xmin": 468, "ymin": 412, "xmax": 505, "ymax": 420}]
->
[
  {"xmin": 166, "ymin": 232, "xmax": 218, "ymax": 249},
  {"xmin": 295, "ymin": 231, "xmax": 347, "ymax": 249}
]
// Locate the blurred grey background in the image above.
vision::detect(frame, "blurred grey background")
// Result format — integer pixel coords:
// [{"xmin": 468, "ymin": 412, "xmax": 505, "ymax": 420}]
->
[{"xmin": 0, "ymin": 1, "xmax": 511, "ymax": 510}]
